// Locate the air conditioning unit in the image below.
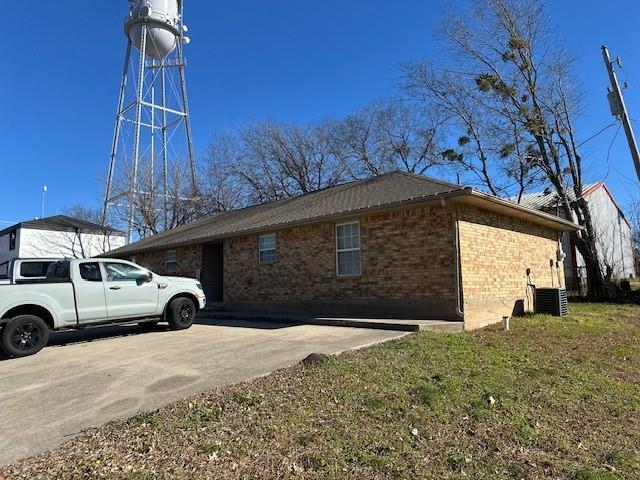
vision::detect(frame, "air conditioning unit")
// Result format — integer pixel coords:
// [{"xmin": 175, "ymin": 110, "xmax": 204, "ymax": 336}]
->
[{"xmin": 534, "ymin": 287, "xmax": 568, "ymax": 317}]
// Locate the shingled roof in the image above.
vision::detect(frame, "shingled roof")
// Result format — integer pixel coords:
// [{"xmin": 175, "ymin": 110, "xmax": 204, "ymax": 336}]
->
[
  {"xmin": 106, "ymin": 172, "xmax": 579, "ymax": 257},
  {"xmin": 0, "ymin": 215, "xmax": 124, "ymax": 237}
]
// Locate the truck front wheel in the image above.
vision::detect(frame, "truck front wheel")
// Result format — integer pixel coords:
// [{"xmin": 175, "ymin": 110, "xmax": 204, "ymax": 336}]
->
[
  {"xmin": 0, "ymin": 315, "xmax": 50, "ymax": 358},
  {"xmin": 167, "ymin": 297, "xmax": 196, "ymax": 330}
]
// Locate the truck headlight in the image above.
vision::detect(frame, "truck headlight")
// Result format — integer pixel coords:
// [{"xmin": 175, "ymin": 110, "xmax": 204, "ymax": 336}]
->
[{"xmin": 195, "ymin": 282, "xmax": 203, "ymax": 291}]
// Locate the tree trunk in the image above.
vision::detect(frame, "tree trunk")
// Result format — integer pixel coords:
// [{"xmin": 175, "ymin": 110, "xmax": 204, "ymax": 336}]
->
[{"xmin": 571, "ymin": 198, "xmax": 610, "ymax": 300}]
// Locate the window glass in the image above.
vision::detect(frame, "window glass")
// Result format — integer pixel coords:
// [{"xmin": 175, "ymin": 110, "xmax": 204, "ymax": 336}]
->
[
  {"xmin": 165, "ymin": 249, "xmax": 177, "ymax": 274},
  {"xmin": 337, "ymin": 223, "xmax": 360, "ymax": 250},
  {"xmin": 20, "ymin": 261, "xmax": 53, "ymax": 278},
  {"xmin": 104, "ymin": 262, "xmax": 148, "ymax": 282},
  {"xmin": 79, "ymin": 263, "xmax": 102, "ymax": 282},
  {"xmin": 259, "ymin": 233, "xmax": 276, "ymax": 263},
  {"xmin": 336, "ymin": 222, "xmax": 361, "ymax": 276},
  {"xmin": 46, "ymin": 262, "xmax": 71, "ymax": 281},
  {"xmin": 0, "ymin": 262, "xmax": 8, "ymax": 279},
  {"xmin": 9, "ymin": 231, "xmax": 16, "ymax": 251}
]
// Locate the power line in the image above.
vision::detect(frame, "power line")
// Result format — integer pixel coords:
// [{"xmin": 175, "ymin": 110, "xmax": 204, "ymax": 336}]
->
[
  {"xmin": 602, "ymin": 124, "xmax": 622, "ymax": 182},
  {"xmin": 575, "ymin": 122, "xmax": 617, "ymax": 149}
]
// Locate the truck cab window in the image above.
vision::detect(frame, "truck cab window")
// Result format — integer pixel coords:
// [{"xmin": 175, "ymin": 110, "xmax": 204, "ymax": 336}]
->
[
  {"xmin": 20, "ymin": 261, "xmax": 53, "ymax": 278},
  {"xmin": 79, "ymin": 263, "xmax": 102, "ymax": 282},
  {"xmin": 104, "ymin": 262, "xmax": 148, "ymax": 282}
]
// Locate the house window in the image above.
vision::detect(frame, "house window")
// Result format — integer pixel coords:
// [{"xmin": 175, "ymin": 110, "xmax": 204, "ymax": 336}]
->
[
  {"xmin": 9, "ymin": 231, "xmax": 16, "ymax": 251},
  {"xmin": 165, "ymin": 249, "xmax": 177, "ymax": 274},
  {"xmin": 336, "ymin": 221, "xmax": 361, "ymax": 276},
  {"xmin": 258, "ymin": 233, "xmax": 276, "ymax": 263}
]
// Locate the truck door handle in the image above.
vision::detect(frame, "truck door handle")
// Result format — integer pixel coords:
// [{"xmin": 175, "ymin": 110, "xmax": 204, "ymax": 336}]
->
[{"xmin": 109, "ymin": 286, "xmax": 122, "ymax": 290}]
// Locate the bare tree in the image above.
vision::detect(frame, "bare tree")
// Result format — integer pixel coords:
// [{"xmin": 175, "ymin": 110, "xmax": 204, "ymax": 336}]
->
[
  {"xmin": 205, "ymin": 120, "xmax": 348, "ymax": 205},
  {"xmin": 106, "ymin": 158, "xmax": 203, "ymax": 239},
  {"xmin": 402, "ymin": 0, "xmax": 608, "ymax": 299},
  {"xmin": 63, "ymin": 205, "xmax": 101, "ymax": 224},
  {"xmin": 203, "ymin": 102, "xmax": 444, "ymax": 208},
  {"xmin": 332, "ymin": 100, "xmax": 443, "ymax": 179},
  {"xmin": 628, "ymin": 198, "xmax": 640, "ymax": 278}
]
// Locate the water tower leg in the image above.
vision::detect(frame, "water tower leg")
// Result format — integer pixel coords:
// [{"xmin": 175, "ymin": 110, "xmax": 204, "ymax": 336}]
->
[
  {"xmin": 176, "ymin": 39, "xmax": 198, "ymax": 195},
  {"xmin": 161, "ymin": 64, "xmax": 169, "ymax": 230},
  {"xmin": 102, "ymin": 40, "xmax": 133, "ymax": 227},
  {"xmin": 128, "ymin": 24, "xmax": 148, "ymax": 243}
]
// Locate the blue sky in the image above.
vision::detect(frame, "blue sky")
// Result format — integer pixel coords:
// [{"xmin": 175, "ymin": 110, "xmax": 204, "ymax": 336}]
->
[{"xmin": 1, "ymin": 0, "xmax": 639, "ymax": 226}]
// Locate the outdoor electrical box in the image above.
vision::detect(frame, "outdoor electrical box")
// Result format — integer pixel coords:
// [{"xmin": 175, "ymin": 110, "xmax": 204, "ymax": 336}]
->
[{"xmin": 534, "ymin": 287, "xmax": 568, "ymax": 317}]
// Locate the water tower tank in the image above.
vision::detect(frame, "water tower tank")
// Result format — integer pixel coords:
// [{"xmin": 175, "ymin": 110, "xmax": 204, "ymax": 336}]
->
[{"xmin": 125, "ymin": 0, "xmax": 181, "ymax": 59}]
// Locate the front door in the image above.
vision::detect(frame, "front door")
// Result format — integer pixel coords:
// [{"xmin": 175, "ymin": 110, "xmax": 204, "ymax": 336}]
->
[
  {"xmin": 201, "ymin": 243, "xmax": 223, "ymax": 302},
  {"xmin": 102, "ymin": 261, "xmax": 159, "ymax": 319}
]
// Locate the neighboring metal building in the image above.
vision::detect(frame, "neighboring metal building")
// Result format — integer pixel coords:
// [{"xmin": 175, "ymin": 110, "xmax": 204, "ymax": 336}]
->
[
  {"xmin": 517, "ymin": 182, "xmax": 635, "ymax": 292},
  {"xmin": 0, "ymin": 216, "xmax": 126, "ymax": 277}
]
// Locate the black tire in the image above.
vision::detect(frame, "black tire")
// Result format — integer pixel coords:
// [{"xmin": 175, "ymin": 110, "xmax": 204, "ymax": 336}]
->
[
  {"xmin": 0, "ymin": 315, "xmax": 50, "ymax": 358},
  {"xmin": 167, "ymin": 297, "xmax": 196, "ymax": 330},
  {"xmin": 138, "ymin": 321, "xmax": 159, "ymax": 330}
]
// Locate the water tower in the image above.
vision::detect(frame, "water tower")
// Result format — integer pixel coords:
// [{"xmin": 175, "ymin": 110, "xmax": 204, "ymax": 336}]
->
[{"xmin": 102, "ymin": 0, "xmax": 198, "ymax": 241}]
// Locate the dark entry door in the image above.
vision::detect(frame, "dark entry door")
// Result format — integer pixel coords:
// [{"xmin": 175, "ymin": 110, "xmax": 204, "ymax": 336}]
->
[{"xmin": 201, "ymin": 243, "xmax": 223, "ymax": 302}]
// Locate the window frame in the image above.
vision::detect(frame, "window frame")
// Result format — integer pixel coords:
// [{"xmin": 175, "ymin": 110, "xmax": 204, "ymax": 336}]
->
[
  {"xmin": 19, "ymin": 261, "xmax": 53, "ymax": 278},
  {"xmin": 335, "ymin": 221, "xmax": 361, "ymax": 277},
  {"xmin": 258, "ymin": 233, "xmax": 277, "ymax": 264},
  {"xmin": 8, "ymin": 231, "xmax": 16, "ymax": 251},
  {"xmin": 165, "ymin": 249, "xmax": 177, "ymax": 274}
]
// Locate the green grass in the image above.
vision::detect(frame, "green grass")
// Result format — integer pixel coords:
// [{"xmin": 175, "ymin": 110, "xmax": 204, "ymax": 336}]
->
[{"xmin": 3, "ymin": 303, "xmax": 640, "ymax": 479}]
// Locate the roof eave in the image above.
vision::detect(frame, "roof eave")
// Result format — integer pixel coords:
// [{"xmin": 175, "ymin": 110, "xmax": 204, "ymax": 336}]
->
[
  {"xmin": 104, "ymin": 188, "xmax": 469, "ymax": 257},
  {"xmin": 106, "ymin": 187, "xmax": 580, "ymax": 258},
  {"xmin": 449, "ymin": 190, "xmax": 581, "ymax": 231}
]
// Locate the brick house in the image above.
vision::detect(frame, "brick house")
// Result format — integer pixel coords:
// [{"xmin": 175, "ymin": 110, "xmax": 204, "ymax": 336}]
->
[{"xmin": 106, "ymin": 172, "xmax": 579, "ymax": 330}]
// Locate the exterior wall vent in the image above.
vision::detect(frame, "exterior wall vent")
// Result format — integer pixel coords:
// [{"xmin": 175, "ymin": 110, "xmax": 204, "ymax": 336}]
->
[{"xmin": 534, "ymin": 287, "xmax": 568, "ymax": 317}]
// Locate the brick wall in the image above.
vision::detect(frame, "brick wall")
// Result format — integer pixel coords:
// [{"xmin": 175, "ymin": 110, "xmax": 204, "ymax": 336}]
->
[
  {"xmin": 456, "ymin": 205, "xmax": 564, "ymax": 330},
  {"xmin": 127, "ymin": 203, "xmax": 567, "ymax": 329},
  {"xmin": 223, "ymin": 206, "xmax": 459, "ymax": 319},
  {"xmin": 134, "ymin": 244, "xmax": 203, "ymax": 279}
]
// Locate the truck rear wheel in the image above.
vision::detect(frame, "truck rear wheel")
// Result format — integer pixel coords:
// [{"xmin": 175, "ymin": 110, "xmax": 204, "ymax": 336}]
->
[
  {"xmin": 167, "ymin": 297, "xmax": 196, "ymax": 330},
  {"xmin": 0, "ymin": 315, "xmax": 50, "ymax": 358}
]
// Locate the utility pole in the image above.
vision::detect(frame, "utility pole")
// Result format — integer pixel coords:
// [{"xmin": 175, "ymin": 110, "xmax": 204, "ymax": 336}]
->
[
  {"xmin": 41, "ymin": 185, "xmax": 47, "ymax": 219},
  {"xmin": 601, "ymin": 45, "xmax": 640, "ymax": 183}
]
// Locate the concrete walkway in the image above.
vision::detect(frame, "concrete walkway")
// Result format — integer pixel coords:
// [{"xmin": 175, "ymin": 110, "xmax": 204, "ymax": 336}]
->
[
  {"xmin": 0, "ymin": 319, "xmax": 407, "ymax": 465},
  {"xmin": 200, "ymin": 310, "xmax": 464, "ymax": 332}
]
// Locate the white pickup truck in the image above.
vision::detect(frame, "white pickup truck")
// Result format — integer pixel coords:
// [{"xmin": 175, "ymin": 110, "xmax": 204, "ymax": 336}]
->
[{"xmin": 0, "ymin": 258, "xmax": 206, "ymax": 358}]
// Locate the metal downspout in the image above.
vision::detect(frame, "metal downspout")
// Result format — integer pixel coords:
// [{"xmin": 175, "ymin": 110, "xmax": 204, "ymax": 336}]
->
[{"xmin": 452, "ymin": 209, "xmax": 464, "ymax": 320}]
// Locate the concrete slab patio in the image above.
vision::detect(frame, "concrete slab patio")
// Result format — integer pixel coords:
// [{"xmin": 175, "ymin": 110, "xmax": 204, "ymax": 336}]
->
[
  {"xmin": 0, "ymin": 319, "xmax": 407, "ymax": 465},
  {"xmin": 199, "ymin": 309, "xmax": 464, "ymax": 332}
]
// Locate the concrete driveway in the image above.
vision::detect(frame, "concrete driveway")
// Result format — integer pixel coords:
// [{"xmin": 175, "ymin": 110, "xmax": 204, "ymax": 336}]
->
[{"xmin": 0, "ymin": 319, "xmax": 406, "ymax": 465}]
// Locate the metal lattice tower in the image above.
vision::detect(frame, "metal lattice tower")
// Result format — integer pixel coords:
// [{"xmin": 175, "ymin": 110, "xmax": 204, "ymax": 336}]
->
[{"xmin": 102, "ymin": 0, "xmax": 198, "ymax": 242}]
